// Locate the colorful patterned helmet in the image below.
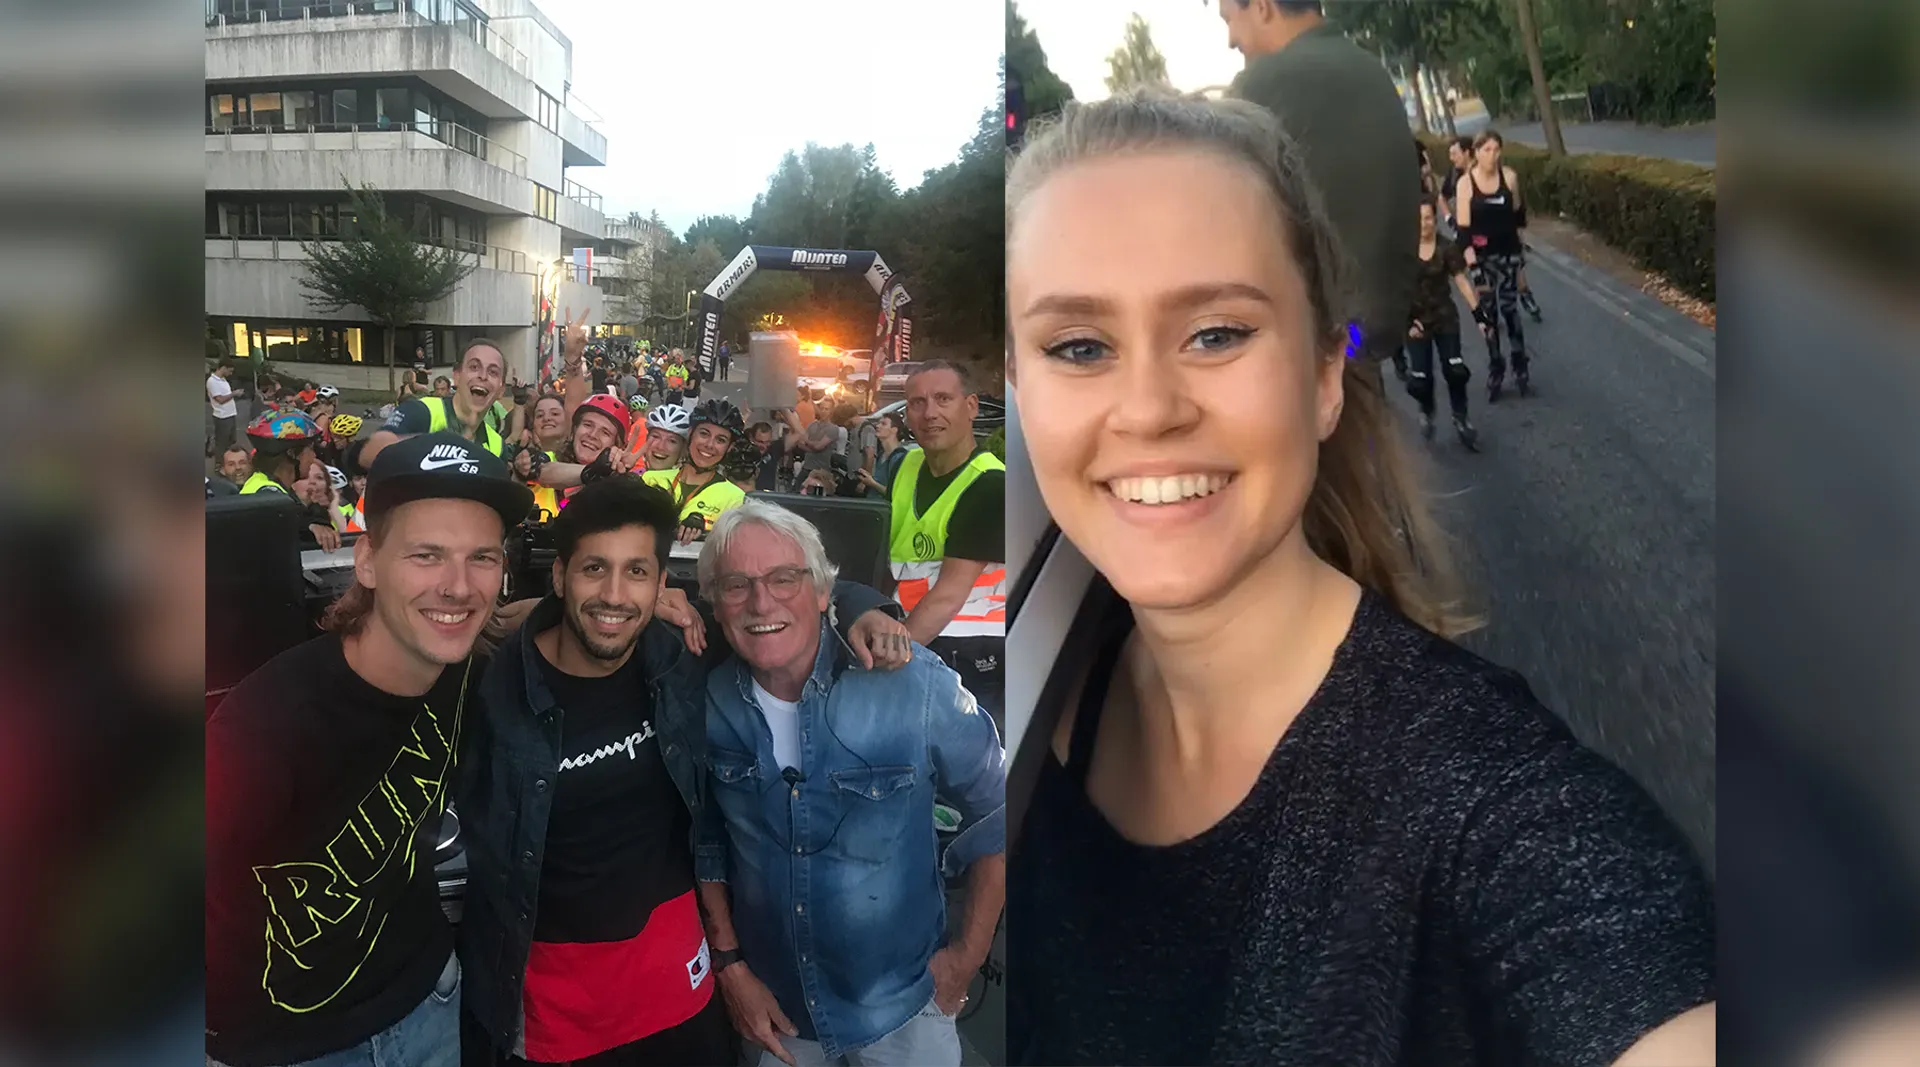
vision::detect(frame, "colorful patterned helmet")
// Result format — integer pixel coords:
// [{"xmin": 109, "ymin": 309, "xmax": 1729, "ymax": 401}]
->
[{"xmin": 244, "ymin": 410, "xmax": 320, "ymax": 452}]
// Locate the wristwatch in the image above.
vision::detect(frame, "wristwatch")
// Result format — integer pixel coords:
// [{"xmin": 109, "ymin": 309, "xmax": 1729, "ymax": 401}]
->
[{"xmin": 711, "ymin": 946, "xmax": 744, "ymax": 974}]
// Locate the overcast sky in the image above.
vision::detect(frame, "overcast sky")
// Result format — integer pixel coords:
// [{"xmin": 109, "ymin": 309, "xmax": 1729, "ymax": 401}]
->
[
  {"xmin": 1017, "ymin": 0, "xmax": 1247, "ymax": 101},
  {"xmin": 538, "ymin": 0, "xmax": 1003, "ymax": 236}
]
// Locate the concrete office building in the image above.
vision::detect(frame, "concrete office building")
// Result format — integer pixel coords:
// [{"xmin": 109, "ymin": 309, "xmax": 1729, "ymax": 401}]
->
[{"xmin": 205, "ymin": 0, "xmax": 638, "ymax": 388}]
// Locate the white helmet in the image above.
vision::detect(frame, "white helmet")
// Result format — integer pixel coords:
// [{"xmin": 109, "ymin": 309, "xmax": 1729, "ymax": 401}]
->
[
  {"xmin": 316, "ymin": 384, "xmax": 340, "ymax": 400},
  {"xmin": 324, "ymin": 465, "xmax": 348, "ymax": 491},
  {"xmin": 647, "ymin": 402, "xmax": 692, "ymax": 435}
]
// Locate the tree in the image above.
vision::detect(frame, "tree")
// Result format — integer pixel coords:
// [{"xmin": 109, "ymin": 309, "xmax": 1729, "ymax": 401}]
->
[
  {"xmin": 1511, "ymin": 0, "xmax": 1566, "ymax": 154},
  {"xmin": 298, "ymin": 183, "xmax": 475, "ymax": 390},
  {"xmin": 1008, "ymin": 0, "xmax": 1074, "ymax": 130},
  {"xmin": 1104, "ymin": 13, "xmax": 1171, "ymax": 95}
]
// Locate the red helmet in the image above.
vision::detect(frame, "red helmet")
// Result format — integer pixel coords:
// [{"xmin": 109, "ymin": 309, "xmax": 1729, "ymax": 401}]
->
[{"xmin": 573, "ymin": 393, "xmax": 632, "ymax": 439}]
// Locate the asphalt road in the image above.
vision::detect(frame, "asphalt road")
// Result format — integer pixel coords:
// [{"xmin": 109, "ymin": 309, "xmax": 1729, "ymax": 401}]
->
[
  {"xmin": 1384, "ymin": 240, "xmax": 1718, "ymax": 872},
  {"xmin": 1457, "ymin": 113, "xmax": 1718, "ymax": 167}
]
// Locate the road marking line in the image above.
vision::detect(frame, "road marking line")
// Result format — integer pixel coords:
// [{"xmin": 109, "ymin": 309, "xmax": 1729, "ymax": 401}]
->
[{"xmin": 1526, "ymin": 246, "xmax": 1715, "ymax": 380}]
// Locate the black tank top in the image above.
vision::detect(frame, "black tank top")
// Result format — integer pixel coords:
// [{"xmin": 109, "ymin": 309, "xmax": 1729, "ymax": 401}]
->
[{"xmin": 1466, "ymin": 168, "xmax": 1522, "ymax": 256}]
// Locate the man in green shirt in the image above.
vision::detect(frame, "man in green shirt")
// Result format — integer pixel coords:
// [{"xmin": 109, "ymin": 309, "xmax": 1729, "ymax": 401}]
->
[{"xmin": 1220, "ymin": 0, "xmax": 1419, "ymax": 379}]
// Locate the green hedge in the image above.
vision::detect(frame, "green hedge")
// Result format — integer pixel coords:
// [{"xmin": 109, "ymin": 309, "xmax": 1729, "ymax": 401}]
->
[
  {"xmin": 1425, "ymin": 137, "xmax": 1716, "ymax": 303},
  {"xmin": 983, "ymin": 425, "xmax": 1006, "ymax": 461}
]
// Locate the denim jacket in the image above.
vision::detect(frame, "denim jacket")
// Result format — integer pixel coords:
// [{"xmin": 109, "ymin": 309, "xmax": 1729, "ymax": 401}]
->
[
  {"xmin": 698, "ymin": 622, "xmax": 1007, "ymax": 1059},
  {"xmin": 458, "ymin": 584, "xmax": 901, "ymax": 1052}
]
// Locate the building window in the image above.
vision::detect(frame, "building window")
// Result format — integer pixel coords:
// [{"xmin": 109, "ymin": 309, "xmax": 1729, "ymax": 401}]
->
[
  {"xmin": 534, "ymin": 184, "xmax": 557, "ymax": 222},
  {"xmin": 330, "ymin": 88, "xmax": 358, "ymax": 126},
  {"xmin": 209, "ymin": 93, "xmax": 242, "ymax": 131},
  {"xmin": 376, "ymin": 87, "xmax": 411, "ymax": 130},
  {"xmin": 537, "ymin": 90, "xmax": 560, "ymax": 132},
  {"xmin": 283, "ymin": 89, "xmax": 315, "ymax": 130},
  {"xmin": 248, "ymin": 91, "xmax": 282, "ymax": 129}
]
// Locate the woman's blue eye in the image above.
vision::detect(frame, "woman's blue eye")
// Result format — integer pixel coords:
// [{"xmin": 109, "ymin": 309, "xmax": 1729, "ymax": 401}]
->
[
  {"xmin": 1191, "ymin": 326, "xmax": 1253, "ymax": 351},
  {"xmin": 1042, "ymin": 338, "xmax": 1108, "ymax": 364}
]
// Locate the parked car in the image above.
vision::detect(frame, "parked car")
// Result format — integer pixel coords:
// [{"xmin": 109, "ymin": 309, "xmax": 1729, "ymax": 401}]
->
[{"xmin": 874, "ymin": 359, "xmax": 922, "ymax": 399}]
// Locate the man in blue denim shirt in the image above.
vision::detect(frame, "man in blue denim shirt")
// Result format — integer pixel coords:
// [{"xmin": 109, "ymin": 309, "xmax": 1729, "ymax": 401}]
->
[{"xmin": 693, "ymin": 501, "xmax": 1007, "ymax": 1067}]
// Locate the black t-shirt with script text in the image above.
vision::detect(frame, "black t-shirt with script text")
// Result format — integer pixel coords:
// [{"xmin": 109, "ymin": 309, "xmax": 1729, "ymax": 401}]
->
[
  {"xmin": 532, "ymin": 644, "xmax": 694, "ymax": 943},
  {"xmin": 206, "ymin": 635, "xmax": 471, "ymax": 1066}
]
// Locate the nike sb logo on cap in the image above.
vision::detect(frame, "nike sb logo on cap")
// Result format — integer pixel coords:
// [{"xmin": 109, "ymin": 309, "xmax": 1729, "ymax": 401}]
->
[{"xmin": 420, "ymin": 443, "xmax": 480, "ymax": 475}]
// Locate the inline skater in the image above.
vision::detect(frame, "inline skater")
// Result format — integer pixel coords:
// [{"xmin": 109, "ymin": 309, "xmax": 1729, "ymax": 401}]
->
[
  {"xmin": 640, "ymin": 398, "xmax": 746, "ymax": 544},
  {"xmin": 1405, "ymin": 199, "xmax": 1491, "ymax": 450},
  {"xmin": 1455, "ymin": 129, "xmax": 1532, "ymax": 400}
]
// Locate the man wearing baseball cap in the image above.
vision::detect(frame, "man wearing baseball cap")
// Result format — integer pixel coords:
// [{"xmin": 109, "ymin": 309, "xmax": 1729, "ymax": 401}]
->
[{"xmin": 207, "ymin": 433, "xmax": 532, "ymax": 1067}]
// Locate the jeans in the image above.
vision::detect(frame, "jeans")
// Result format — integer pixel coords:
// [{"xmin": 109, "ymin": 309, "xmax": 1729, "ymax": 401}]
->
[
  {"xmin": 210, "ymin": 953, "xmax": 461, "ymax": 1067},
  {"xmin": 210, "ymin": 414, "xmax": 236, "ymax": 457},
  {"xmin": 743, "ymin": 998, "xmax": 960, "ymax": 1067}
]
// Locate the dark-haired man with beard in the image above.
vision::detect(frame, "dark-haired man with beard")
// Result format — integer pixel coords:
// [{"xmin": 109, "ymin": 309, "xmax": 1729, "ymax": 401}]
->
[{"xmin": 460, "ymin": 477, "xmax": 914, "ymax": 1066}]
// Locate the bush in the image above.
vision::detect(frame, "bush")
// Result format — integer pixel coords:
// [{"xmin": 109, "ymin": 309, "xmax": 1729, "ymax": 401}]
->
[
  {"xmin": 1424, "ymin": 137, "xmax": 1716, "ymax": 303},
  {"xmin": 983, "ymin": 426, "xmax": 1006, "ymax": 461}
]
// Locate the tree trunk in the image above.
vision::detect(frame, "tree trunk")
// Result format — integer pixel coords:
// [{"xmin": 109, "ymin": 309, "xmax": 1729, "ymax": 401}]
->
[
  {"xmin": 1406, "ymin": 60, "xmax": 1431, "ymax": 133},
  {"xmin": 1513, "ymin": 0, "xmax": 1566, "ymax": 156},
  {"xmin": 1437, "ymin": 68, "xmax": 1459, "ymax": 138},
  {"xmin": 384, "ymin": 322, "xmax": 398, "ymax": 393}
]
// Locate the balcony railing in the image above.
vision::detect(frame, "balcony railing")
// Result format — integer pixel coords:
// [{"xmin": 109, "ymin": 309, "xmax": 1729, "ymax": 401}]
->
[
  {"xmin": 561, "ymin": 178, "xmax": 602, "ymax": 214},
  {"xmin": 206, "ymin": 1, "xmax": 533, "ymax": 81},
  {"xmin": 206, "ymin": 120, "xmax": 529, "ymax": 179},
  {"xmin": 563, "ymin": 89, "xmax": 605, "ymax": 131},
  {"xmin": 206, "ymin": 232, "xmax": 531, "ymax": 274}
]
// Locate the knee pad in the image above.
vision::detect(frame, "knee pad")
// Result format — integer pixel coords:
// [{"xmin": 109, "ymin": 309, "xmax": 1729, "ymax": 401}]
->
[{"xmin": 1441, "ymin": 356, "xmax": 1470, "ymax": 385}]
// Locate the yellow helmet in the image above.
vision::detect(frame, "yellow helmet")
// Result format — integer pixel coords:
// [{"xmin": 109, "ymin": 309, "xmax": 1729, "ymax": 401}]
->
[{"xmin": 330, "ymin": 413, "xmax": 364, "ymax": 439}]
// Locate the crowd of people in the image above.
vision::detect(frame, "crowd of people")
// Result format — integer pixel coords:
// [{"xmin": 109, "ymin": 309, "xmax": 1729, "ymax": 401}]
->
[{"xmin": 208, "ymin": 299, "xmax": 1009, "ymax": 1066}]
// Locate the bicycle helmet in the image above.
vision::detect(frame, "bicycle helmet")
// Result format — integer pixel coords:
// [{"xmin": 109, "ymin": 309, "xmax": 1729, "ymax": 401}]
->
[
  {"xmin": 315, "ymin": 384, "xmax": 340, "ymax": 400},
  {"xmin": 690, "ymin": 399, "xmax": 745, "ymax": 437},
  {"xmin": 720, "ymin": 436, "xmax": 762, "ymax": 483},
  {"xmin": 244, "ymin": 410, "xmax": 321, "ymax": 452},
  {"xmin": 628, "ymin": 394, "xmax": 650, "ymax": 414},
  {"xmin": 573, "ymin": 392, "xmax": 632, "ymax": 439},
  {"xmin": 324, "ymin": 465, "xmax": 348, "ymax": 492},
  {"xmin": 646, "ymin": 402, "xmax": 693, "ymax": 436},
  {"xmin": 330, "ymin": 413, "xmax": 364, "ymax": 439}
]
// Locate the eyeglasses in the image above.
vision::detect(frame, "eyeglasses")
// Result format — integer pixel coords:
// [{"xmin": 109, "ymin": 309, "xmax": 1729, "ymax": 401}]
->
[{"xmin": 716, "ymin": 565, "xmax": 811, "ymax": 605}]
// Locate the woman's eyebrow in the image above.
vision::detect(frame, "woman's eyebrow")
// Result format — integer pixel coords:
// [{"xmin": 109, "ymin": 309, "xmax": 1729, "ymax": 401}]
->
[{"xmin": 1021, "ymin": 282, "xmax": 1274, "ymax": 321}]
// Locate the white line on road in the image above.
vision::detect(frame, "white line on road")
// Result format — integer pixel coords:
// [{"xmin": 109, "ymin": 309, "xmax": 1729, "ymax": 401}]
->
[{"xmin": 1525, "ymin": 245, "xmax": 1715, "ymax": 381}]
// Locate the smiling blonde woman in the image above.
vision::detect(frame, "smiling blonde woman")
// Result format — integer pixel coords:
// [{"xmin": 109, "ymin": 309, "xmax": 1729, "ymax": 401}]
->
[{"xmin": 1002, "ymin": 91, "xmax": 1715, "ymax": 1067}]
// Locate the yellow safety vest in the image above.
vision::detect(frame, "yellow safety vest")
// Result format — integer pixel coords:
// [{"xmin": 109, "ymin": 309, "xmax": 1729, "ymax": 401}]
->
[
  {"xmin": 240, "ymin": 472, "xmax": 285, "ymax": 495},
  {"xmin": 642, "ymin": 467, "xmax": 746, "ymax": 528},
  {"xmin": 888, "ymin": 449, "xmax": 1006, "ymax": 638},
  {"xmin": 422, "ymin": 396, "xmax": 504, "ymax": 457},
  {"xmin": 531, "ymin": 451, "xmax": 559, "ymax": 521}
]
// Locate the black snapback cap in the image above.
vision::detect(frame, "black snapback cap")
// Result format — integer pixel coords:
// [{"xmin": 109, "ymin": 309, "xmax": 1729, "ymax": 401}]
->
[{"xmin": 363, "ymin": 432, "xmax": 532, "ymax": 527}]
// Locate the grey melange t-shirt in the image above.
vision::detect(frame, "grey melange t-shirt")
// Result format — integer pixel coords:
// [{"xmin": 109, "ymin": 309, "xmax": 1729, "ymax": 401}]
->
[{"xmin": 1232, "ymin": 23, "xmax": 1420, "ymax": 362}]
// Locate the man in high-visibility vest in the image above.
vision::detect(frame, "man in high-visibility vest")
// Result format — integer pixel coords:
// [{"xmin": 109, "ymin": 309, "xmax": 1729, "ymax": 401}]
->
[
  {"xmin": 886, "ymin": 361, "xmax": 1005, "ymax": 718},
  {"xmin": 363, "ymin": 338, "xmax": 524, "ymax": 471}
]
